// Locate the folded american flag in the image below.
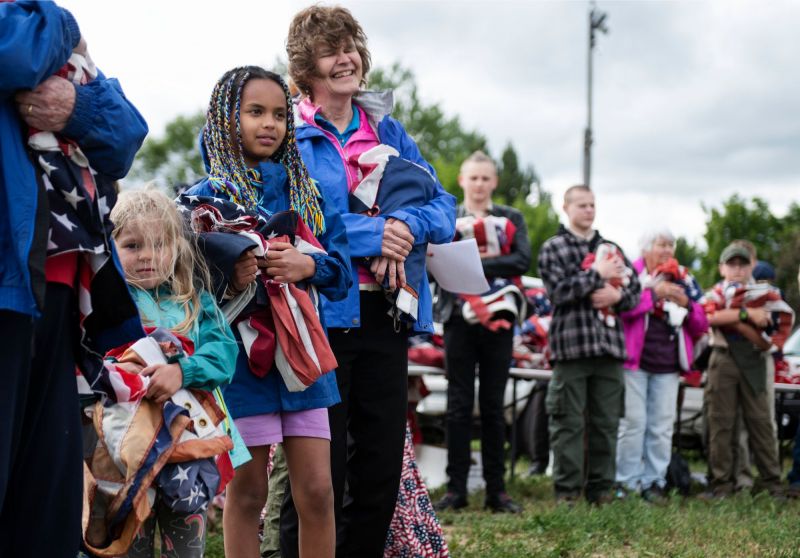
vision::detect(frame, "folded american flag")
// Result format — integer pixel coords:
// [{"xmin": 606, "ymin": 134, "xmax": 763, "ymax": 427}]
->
[
  {"xmin": 455, "ymin": 214, "xmax": 516, "ymax": 259},
  {"xmin": 641, "ymin": 258, "xmax": 704, "ymax": 329},
  {"xmin": 581, "ymin": 242, "xmax": 633, "ymax": 328},
  {"xmin": 455, "ymin": 214, "xmax": 526, "ymax": 331},
  {"xmin": 460, "ymin": 281, "xmax": 528, "ymax": 331},
  {"xmin": 648, "ymin": 259, "xmax": 704, "ymax": 302},
  {"xmin": 705, "ymin": 282, "xmax": 795, "ymax": 349},
  {"xmin": 178, "ymin": 195, "xmax": 337, "ymax": 391},
  {"xmin": 27, "ymin": 52, "xmax": 144, "ymax": 399},
  {"xmin": 350, "ymin": 145, "xmax": 440, "ymax": 324}
]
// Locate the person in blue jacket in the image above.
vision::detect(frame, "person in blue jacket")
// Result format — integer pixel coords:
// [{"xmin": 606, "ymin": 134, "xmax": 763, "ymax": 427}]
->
[
  {"xmin": 281, "ymin": 6, "xmax": 456, "ymax": 557},
  {"xmin": 0, "ymin": 3, "xmax": 147, "ymax": 556},
  {"xmin": 185, "ymin": 66, "xmax": 351, "ymax": 558}
]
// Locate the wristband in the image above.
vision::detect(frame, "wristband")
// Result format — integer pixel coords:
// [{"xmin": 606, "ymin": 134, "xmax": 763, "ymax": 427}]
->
[{"xmin": 738, "ymin": 308, "xmax": 749, "ymax": 322}]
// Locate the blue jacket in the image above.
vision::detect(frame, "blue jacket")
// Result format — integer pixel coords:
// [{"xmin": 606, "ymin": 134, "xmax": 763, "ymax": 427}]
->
[
  {"xmin": 185, "ymin": 161, "xmax": 351, "ymax": 416},
  {"xmin": 295, "ymin": 91, "xmax": 456, "ymax": 332},
  {"xmin": 0, "ymin": 1, "xmax": 148, "ymax": 316}
]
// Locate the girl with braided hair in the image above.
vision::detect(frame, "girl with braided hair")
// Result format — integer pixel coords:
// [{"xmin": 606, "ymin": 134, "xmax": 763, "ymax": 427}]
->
[{"xmin": 184, "ymin": 66, "xmax": 351, "ymax": 558}]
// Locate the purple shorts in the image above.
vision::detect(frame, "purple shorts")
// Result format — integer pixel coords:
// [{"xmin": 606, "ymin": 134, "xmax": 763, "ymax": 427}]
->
[{"xmin": 234, "ymin": 408, "xmax": 330, "ymax": 447}]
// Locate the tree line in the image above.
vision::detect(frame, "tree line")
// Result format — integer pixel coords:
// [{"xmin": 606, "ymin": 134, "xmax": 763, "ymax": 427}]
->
[{"xmin": 128, "ymin": 63, "xmax": 799, "ymax": 308}]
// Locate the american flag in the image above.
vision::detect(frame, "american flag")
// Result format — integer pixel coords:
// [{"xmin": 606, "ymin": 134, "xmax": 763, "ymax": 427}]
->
[
  {"xmin": 455, "ymin": 214, "xmax": 516, "ymax": 259},
  {"xmin": 705, "ymin": 282, "xmax": 795, "ymax": 349},
  {"xmin": 84, "ymin": 327, "xmax": 233, "ymax": 555},
  {"xmin": 178, "ymin": 194, "xmax": 337, "ymax": 391},
  {"xmin": 349, "ymin": 149, "xmax": 440, "ymax": 323},
  {"xmin": 455, "ymin": 215, "xmax": 527, "ymax": 331},
  {"xmin": 27, "ymin": 52, "xmax": 144, "ymax": 399}
]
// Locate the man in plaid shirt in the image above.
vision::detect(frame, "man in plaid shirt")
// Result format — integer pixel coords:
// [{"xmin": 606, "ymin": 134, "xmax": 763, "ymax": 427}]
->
[{"xmin": 538, "ymin": 185, "xmax": 640, "ymax": 504}]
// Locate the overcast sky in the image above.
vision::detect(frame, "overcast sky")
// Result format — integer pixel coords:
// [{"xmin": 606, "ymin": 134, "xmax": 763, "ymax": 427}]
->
[{"xmin": 62, "ymin": 0, "xmax": 800, "ymax": 256}]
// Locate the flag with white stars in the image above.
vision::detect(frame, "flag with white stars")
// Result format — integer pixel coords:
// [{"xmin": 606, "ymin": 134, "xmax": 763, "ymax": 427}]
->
[
  {"xmin": 157, "ymin": 458, "xmax": 220, "ymax": 514},
  {"xmin": 84, "ymin": 328, "xmax": 233, "ymax": 554},
  {"xmin": 25, "ymin": 56, "xmax": 143, "ymax": 396}
]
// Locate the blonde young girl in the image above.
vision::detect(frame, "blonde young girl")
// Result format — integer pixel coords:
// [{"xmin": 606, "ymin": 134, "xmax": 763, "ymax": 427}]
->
[{"xmin": 110, "ymin": 189, "xmax": 239, "ymax": 558}]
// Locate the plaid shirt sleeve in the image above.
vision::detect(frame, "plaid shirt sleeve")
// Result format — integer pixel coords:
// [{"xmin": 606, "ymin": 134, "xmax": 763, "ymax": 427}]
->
[
  {"xmin": 538, "ymin": 238, "xmax": 605, "ymax": 305},
  {"xmin": 538, "ymin": 232, "xmax": 632, "ymax": 362}
]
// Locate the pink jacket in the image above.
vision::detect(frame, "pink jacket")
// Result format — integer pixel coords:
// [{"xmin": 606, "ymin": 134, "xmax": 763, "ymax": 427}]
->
[{"xmin": 620, "ymin": 258, "xmax": 708, "ymax": 372}]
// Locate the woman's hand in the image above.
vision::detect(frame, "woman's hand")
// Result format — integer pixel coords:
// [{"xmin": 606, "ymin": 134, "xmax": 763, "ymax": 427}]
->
[
  {"xmin": 264, "ymin": 242, "xmax": 316, "ymax": 283},
  {"xmin": 654, "ymin": 282, "xmax": 689, "ymax": 307},
  {"xmin": 231, "ymin": 250, "xmax": 258, "ymax": 292},
  {"xmin": 381, "ymin": 218, "xmax": 414, "ymax": 261},
  {"xmin": 142, "ymin": 363, "xmax": 183, "ymax": 404},
  {"xmin": 370, "ymin": 256, "xmax": 406, "ymax": 290},
  {"xmin": 653, "ymin": 281, "xmax": 672, "ymax": 300},
  {"xmin": 666, "ymin": 285, "xmax": 689, "ymax": 308}
]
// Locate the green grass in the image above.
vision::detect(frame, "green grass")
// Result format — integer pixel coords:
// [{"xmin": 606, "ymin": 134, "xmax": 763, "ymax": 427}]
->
[
  {"xmin": 203, "ymin": 473, "xmax": 800, "ymax": 558},
  {"xmin": 431, "ymin": 477, "xmax": 800, "ymax": 558},
  {"xmin": 202, "ymin": 452, "xmax": 800, "ymax": 557}
]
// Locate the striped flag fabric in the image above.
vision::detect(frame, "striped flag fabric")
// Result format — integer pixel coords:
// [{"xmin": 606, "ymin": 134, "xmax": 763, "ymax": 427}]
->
[
  {"xmin": 83, "ymin": 328, "xmax": 233, "ymax": 556},
  {"xmin": 178, "ymin": 195, "xmax": 337, "ymax": 391}
]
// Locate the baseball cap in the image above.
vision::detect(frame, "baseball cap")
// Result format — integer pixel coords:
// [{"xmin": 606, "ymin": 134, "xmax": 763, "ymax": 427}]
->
[{"xmin": 719, "ymin": 244, "xmax": 752, "ymax": 264}]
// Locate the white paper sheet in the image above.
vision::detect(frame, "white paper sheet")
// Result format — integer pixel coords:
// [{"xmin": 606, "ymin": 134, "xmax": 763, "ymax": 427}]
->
[{"xmin": 426, "ymin": 239, "xmax": 489, "ymax": 294}]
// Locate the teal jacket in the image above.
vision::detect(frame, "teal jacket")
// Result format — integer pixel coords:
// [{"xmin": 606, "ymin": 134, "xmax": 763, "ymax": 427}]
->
[{"xmin": 131, "ymin": 288, "xmax": 238, "ymax": 390}]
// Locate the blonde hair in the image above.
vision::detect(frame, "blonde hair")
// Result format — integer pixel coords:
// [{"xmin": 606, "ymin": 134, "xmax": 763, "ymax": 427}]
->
[
  {"xmin": 111, "ymin": 188, "xmax": 212, "ymax": 335},
  {"xmin": 460, "ymin": 150, "xmax": 497, "ymax": 174},
  {"xmin": 563, "ymin": 184, "xmax": 592, "ymax": 205}
]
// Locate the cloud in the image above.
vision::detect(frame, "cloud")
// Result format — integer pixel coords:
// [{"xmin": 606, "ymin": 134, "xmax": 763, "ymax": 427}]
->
[{"xmin": 62, "ymin": 0, "xmax": 799, "ymax": 249}]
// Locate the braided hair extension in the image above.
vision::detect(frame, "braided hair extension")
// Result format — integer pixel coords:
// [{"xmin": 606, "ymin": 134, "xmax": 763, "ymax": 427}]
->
[
  {"xmin": 203, "ymin": 68, "xmax": 256, "ymax": 208},
  {"xmin": 203, "ymin": 66, "xmax": 325, "ymax": 235}
]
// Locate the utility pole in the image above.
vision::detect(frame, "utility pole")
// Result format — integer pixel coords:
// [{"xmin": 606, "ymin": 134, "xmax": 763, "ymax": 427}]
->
[{"xmin": 583, "ymin": 2, "xmax": 608, "ymax": 189}]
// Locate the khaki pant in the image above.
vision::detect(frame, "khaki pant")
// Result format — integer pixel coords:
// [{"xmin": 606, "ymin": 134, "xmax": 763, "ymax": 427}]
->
[
  {"xmin": 734, "ymin": 356, "xmax": 777, "ymax": 489},
  {"xmin": 707, "ymin": 348, "xmax": 781, "ymax": 492},
  {"xmin": 546, "ymin": 356, "xmax": 624, "ymax": 498}
]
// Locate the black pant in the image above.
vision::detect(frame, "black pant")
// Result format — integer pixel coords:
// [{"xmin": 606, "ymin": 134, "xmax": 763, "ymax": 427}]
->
[
  {"xmin": 281, "ymin": 292, "xmax": 409, "ymax": 558},
  {"xmin": 0, "ymin": 283, "xmax": 82, "ymax": 557},
  {"xmin": 530, "ymin": 380, "xmax": 551, "ymax": 467},
  {"xmin": 444, "ymin": 316, "xmax": 513, "ymax": 496}
]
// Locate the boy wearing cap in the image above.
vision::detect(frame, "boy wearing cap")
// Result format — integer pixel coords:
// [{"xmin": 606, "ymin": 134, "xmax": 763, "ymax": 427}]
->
[
  {"xmin": 703, "ymin": 242, "xmax": 784, "ymax": 499},
  {"xmin": 734, "ymin": 252, "xmax": 782, "ymax": 491}
]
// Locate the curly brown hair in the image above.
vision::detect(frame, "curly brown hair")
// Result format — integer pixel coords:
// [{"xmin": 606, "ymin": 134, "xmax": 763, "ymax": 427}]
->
[{"xmin": 286, "ymin": 5, "xmax": 371, "ymax": 97}]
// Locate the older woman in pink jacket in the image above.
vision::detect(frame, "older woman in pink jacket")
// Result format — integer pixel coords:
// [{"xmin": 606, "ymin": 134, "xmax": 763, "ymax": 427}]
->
[{"xmin": 615, "ymin": 229, "xmax": 708, "ymax": 502}]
